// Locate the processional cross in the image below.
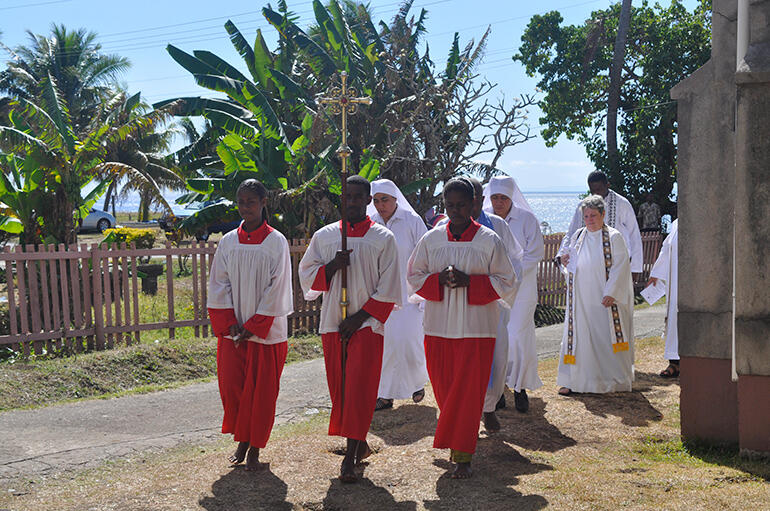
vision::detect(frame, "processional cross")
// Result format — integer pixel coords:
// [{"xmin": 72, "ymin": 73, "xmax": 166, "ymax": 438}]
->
[
  {"xmin": 318, "ymin": 71, "xmax": 372, "ymax": 415},
  {"xmin": 318, "ymin": 71, "xmax": 372, "ymax": 320}
]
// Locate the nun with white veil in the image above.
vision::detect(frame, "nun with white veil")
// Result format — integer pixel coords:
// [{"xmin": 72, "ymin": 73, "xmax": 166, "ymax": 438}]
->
[
  {"xmin": 367, "ymin": 179, "xmax": 430, "ymax": 410},
  {"xmin": 483, "ymin": 175, "xmax": 545, "ymax": 412}
]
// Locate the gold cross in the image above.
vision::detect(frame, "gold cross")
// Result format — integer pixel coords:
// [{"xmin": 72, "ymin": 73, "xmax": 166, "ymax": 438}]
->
[{"xmin": 318, "ymin": 71, "xmax": 372, "ymax": 160}]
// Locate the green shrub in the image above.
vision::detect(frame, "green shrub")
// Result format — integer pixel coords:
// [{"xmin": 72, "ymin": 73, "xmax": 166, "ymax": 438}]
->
[{"xmin": 101, "ymin": 227, "xmax": 156, "ymax": 249}]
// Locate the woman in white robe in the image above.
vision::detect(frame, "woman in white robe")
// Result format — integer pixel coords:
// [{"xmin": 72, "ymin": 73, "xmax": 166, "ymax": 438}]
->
[
  {"xmin": 649, "ymin": 219, "xmax": 679, "ymax": 377},
  {"xmin": 366, "ymin": 179, "xmax": 429, "ymax": 408},
  {"xmin": 557, "ymin": 194, "xmax": 635, "ymax": 394},
  {"xmin": 483, "ymin": 175, "xmax": 544, "ymax": 412}
]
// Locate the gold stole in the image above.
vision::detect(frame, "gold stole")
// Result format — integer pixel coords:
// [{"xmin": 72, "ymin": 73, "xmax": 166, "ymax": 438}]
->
[{"xmin": 564, "ymin": 225, "xmax": 629, "ymax": 365}]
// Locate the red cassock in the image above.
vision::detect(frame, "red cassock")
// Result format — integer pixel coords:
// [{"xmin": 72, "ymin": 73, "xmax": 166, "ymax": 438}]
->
[{"xmin": 207, "ymin": 221, "xmax": 294, "ymax": 448}]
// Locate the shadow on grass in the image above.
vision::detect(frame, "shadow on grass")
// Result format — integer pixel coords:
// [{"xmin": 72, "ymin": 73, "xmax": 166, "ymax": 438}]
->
[
  {"xmin": 633, "ymin": 370, "xmax": 682, "ymax": 391},
  {"xmin": 495, "ymin": 393, "xmax": 577, "ymax": 452},
  {"xmin": 424, "ymin": 441, "xmax": 550, "ymax": 510},
  {"xmin": 322, "ymin": 475, "xmax": 418, "ymax": 510},
  {"xmin": 684, "ymin": 440, "xmax": 770, "ymax": 482},
  {"xmin": 199, "ymin": 466, "xmax": 291, "ymax": 510},
  {"xmin": 570, "ymin": 389, "xmax": 663, "ymax": 427},
  {"xmin": 370, "ymin": 403, "xmax": 438, "ymax": 446}
]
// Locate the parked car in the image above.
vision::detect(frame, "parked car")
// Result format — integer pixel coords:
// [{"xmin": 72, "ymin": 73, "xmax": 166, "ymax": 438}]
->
[
  {"xmin": 158, "ymin": 200, "xmax": 240, "ymax": 241},
  {"xmin": 80, "ymin": 209, "xmax": 116, "ymax": 233}
]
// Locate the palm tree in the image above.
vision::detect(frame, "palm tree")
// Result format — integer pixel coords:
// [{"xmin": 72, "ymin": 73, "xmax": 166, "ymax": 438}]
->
[
  {"xmin": 0, "ymin": 24, "xmax": 130, "ymax": 135},
  {"xmin": 0, "ymin": 77, "xmax": 172, "ymax": 244},
  {"xmin": 92, "ymin": 91, "xmax": 183, "ymax": 221}
]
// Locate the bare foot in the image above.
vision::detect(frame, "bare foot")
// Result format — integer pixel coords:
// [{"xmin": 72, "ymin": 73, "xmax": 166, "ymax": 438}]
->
[
  {"xmin": 483, "ymin": 411, "xmax": 501, "ymax": 432},
  {"xmin": 451, "ymin": 462, "xmax": 472, "ymax": 479},
  {"xmin": 244, "ymin": 446, "xmax": 267, "ymax": 472},
  {"xmin": 558, "ymin": 387, "xmax": 572, "ymax": 396},
  {"xmin": 339, "ymin": 457, "xmax": 357, "ymax": 483},
  {"xmin": 355, "ymin": 440, "xmax": 372, "ymax": 465},
  {"xmin": 228, "ymin": 441, "xmax": 249, "ymax": 465}
]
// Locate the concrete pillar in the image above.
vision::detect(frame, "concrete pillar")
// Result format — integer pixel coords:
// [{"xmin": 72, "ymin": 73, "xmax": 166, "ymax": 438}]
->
[
  {"xmin": 733, "ymin": 0, "xmax": 770, "ymax": 455},
  {"xmin": 671, "ymin": 0, "xmax": 739, "ymax": 446}
]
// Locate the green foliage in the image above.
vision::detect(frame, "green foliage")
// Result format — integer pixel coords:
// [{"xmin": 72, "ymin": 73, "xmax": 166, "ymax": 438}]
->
[
  {"xmin": 101, "ymin": 227, "xmax": 156, "ymax": 249},
  {"xmin": 158, "ymin": 1, "xmax": 526, "ymax": 237},
  {"xmin": 515, "ymin": 0, "xmax": 712, "ymax": 212}
]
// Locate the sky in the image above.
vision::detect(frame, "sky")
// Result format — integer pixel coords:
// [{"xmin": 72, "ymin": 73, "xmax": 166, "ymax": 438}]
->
[{"xmin": 0, "ymin": 0, "xmax": 701, "ymax": 192}]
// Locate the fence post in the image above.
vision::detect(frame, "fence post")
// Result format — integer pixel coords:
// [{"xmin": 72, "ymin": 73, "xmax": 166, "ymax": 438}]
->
[
  {"xmin": 166, "ymin": 241, "xmax": 175, "ymax": 339},
  {"xmin": 91, "ymin": 243, "xmax": 105, "ymax": 349}
]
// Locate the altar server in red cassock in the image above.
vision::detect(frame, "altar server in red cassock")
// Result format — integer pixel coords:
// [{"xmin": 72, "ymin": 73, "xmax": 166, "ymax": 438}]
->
[
  {"xmin": 298, "ymin": 175, "xmax": 402, "ymax": 483},
  {"xmin": 407, "ymin": 178, "xmax": 517, "ymax": 479},
  {"xmin": 207, "ymin": 179, "xmax": 293, "ymax": 471}
]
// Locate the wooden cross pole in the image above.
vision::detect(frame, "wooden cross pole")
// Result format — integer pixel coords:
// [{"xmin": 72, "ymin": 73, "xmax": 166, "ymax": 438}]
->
[{"xmin": 318, "ymin": 71, "xmax": 372, "ymax": 413}]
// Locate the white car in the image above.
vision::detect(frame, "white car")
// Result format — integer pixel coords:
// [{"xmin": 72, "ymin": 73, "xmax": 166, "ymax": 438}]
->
[{"xmin": 80, "ymin": 209, "xmax": 116, "ymax": 233}]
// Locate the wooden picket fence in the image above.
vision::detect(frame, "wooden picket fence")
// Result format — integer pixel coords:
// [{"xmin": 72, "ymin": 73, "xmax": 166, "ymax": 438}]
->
[{"xmin": 0, "ymin": 232, "xmax": 663, "ymax": 354}]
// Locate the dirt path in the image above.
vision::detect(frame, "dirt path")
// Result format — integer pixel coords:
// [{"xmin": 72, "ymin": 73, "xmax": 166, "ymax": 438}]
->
[{"xmin": 0, "ymin": 305, "xmax": 666, "ymax": 486}]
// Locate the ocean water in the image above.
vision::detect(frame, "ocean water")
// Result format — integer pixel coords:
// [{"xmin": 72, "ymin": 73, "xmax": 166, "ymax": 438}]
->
[
  {"xmin": 522, "ymin": 192, "xmax": 582, "ymax": 234},
  {"xmin": 114, "ymin": 190, "xmax": 583, "ymax": 233}
]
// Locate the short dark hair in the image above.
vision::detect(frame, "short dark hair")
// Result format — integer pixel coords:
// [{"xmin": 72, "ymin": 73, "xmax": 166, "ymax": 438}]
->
[
  {"xmin": 237, "ymin": 178, "xmax": 268, "ymax": 199},
  {"xmin": 443, "ymin": 177, "xmax": 474, "ymax": 201},
  {"xmin": 347, "ymin": 175, "xmax": 371, "ymax": 195},
  {"xmin": 587, "ymin": 171, "xmax": 608, "ymax": 184}
]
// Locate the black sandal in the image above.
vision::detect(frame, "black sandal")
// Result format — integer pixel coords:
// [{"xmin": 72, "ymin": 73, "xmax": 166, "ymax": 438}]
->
[
  {"xmin": 412, "ymin": 389, "xmax": 425, "ymax": 403},
  {"xmin": 659, "ymin": 362, "xmax": 680, "ymax": 378},
  {"xmin": 374, "ymin": 398, "xmax": 393, "ymax": 411}
]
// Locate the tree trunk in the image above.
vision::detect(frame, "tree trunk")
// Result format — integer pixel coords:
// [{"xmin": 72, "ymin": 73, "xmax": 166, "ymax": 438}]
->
[
  {"xmin": 607, "ymin": 0, "xmax": 633, "ymax": 174},
  {"xmin": 103, "ymin": 181, "xmax": 115, "ymax": 212}
]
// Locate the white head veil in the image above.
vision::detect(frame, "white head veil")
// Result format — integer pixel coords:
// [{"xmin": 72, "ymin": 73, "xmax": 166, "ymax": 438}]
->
[
  {"xmin": 366, "ymin": 178, "xmax": 419, "ymax": 218},
  {"xmin": 482, "ymin": 175, "xmax": 533, "ymax": 215}
]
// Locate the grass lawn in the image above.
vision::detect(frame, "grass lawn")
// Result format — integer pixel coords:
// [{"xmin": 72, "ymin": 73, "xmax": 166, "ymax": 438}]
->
[
  {"xmin": 0, "ymin": 332, "xmax": 322, "ymax": 412},
  {"xmin": 1, "ymin": 336, "xmax": 767, "ymax": 510}
]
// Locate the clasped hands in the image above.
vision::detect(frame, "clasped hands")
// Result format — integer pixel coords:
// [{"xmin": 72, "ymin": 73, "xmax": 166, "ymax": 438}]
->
[
  {"xmin": 438, "ymin": 265, "xmax": 470, "ymax": 289},
  {"xmin": 327, "ymin": 250, "xmax": 370, "ymax": 341},
  {"xmin": 228, "ymin": 324, "xmax": 250, "ymax": 347}
]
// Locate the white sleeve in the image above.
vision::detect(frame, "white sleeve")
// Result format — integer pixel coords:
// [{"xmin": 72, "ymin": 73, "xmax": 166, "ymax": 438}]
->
[
  {"xmin": 207, "ymin": 241, "xmax": 233, "ymax": 309},
  {"xmin": 521, "ymin": 213, "xmax": 545, "ymax": 275},
  {"xmin": 488, "ymin": 235, "xmax": 518, "ymax": 308},
  {"xmin": 558, "ymin": 206, "xmax": 582, "ymax": 258},
  {"xmin": 406, "ymin": 236, "xmax": 431, "ymax": 303},
  {"xmin": 620, "ymin": 201, "xmax": 644, "ymax": 272},
  {"xmin": 371, "ymin": 234, "xmax": 403, "ymax": 306},
  {"xmin": 298, "ymin": 232, "xmax": 327, "ymax": 301},
  {"xmin": 498, "ymin": 221, "xmax": 524, "ymax": 282},
  {"xmin": 256, "ymin": 239, "xmax": 294, "ymax": 317},
  {"xmin": 649, "ymin": 233, "xmax": 672, "ymax": 283},
  {"xmin": 604, "ymin": 231, "xmax": 632, "ymax": 301}
]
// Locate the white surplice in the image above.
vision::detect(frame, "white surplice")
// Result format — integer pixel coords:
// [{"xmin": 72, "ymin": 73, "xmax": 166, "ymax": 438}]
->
[
  {"xmin": 557, "ymin": 226, "xmax": 635, "ymax": 393},
  {"xmin": 371, "ymin": 205, "xmax": 430, "ymax": 399},
  {"xmin": 207, "ymin": 227, "xmax": 294, "ymax": 344},
  {"xmin": 649, "ymin": 219, "xmax": 678, "ymax": 361},
  {"xmin": 558, "ymin": 190, "xmax": 644, "ymax": 273},
  {"xmin": 298, "ymin": 221, "xmax": 403, "ymax": 336},
  {"xmin": 485, "ymin": 204, "xmax": 545, "ymax": 392},
  {"xmin": 407, "ymin": 223, "xmax": 517, "ymax": 337}
]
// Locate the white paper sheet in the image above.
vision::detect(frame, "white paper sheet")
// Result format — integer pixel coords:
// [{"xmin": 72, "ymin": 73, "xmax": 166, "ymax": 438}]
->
[{"xmin": 640, "ymin": 281, "xmax": 666, "ymax": 305}]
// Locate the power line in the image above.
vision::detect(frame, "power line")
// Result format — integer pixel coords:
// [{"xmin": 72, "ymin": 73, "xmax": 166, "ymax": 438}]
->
[{"xmin": 0, "ymin": 0, "xmax": 71, "ymax": 11}]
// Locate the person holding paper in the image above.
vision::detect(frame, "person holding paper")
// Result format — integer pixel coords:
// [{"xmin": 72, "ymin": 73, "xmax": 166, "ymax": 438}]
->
[
  {"xmin": 556, "ymin": 195, "xmax": 635, "ymax": 395},
  {"xmin": 648, "ymin": 219, "xmax": 679, "ymax": 378},
  {"xmin": 207, "ymin": 179, "xmax": 294, "ymax": 471}
]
